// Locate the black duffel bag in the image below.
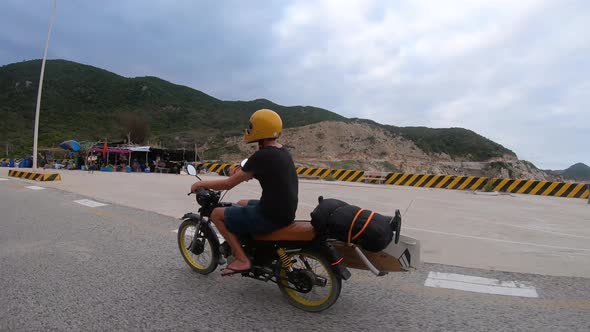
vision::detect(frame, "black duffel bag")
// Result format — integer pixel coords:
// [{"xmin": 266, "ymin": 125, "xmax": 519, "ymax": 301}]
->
[{"xmin": 311, "ymin": 197, "xmax": 400, "ymax": 252}]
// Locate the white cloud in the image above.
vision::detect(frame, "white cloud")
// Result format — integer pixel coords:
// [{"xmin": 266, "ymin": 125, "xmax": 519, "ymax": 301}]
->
[
  {"xmin": 1, "ymin": 0, "xmax": 588, "ymax": 169},
  {"xmin": 266, "ymin": 0, "xmax": 589, "ymax": 169}
]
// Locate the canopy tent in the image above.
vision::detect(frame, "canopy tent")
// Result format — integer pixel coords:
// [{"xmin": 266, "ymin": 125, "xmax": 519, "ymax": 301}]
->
[
  {"xmin": 90, "ymin": 147, "xmax": 131, "ymax": 154},
  {"xmin": 90, "ymin": 147, "xmax": 131, "ymax": 167},
  {"xmin": 127, "ymin": 146, "xmax": 151, "ymax": 165},
  {"xmin": 85, "ymin": 145, "xmax": 197, "ymax": 172},
  {"xmin": 59, "ymin": 140, "xmax": 81, "ymax": 152},
  {"xmin": 128, "ymin": 146, "xmax": 150, "ymax": 152}
]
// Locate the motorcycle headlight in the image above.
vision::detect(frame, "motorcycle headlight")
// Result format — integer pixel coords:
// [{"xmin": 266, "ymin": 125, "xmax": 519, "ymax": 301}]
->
[{"xmin": 196, "ymin": 189, "xmax": 211, "ymax": 206}]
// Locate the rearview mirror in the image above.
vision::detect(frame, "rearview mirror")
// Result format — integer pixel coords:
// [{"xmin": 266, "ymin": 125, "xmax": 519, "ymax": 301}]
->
[
  {"xmin": 240, "ymin": 159, "xmax": 248, "ymax": 168},
  {"xmin": 187, "ymin": 164, "xmax": 197, "ymax": 176}
]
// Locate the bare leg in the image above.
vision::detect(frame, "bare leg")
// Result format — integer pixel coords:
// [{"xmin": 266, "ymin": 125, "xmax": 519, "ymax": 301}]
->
[{"xmin": 210, "ymin": 208, "xmax": 251, "ymax": 272}]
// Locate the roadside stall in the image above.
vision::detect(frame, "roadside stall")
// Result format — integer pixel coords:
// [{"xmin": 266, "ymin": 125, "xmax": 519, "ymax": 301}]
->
[
  {"xmin": 38, "ymin": 147, "xmax": 74, "ymax": 169},
  {"xmin": 90, "ymin": 146, "xmax": 131, "ymax": 172},
  {"xmin": 128, "ymin": 146, "xmax": 151, "ymax": 172}
]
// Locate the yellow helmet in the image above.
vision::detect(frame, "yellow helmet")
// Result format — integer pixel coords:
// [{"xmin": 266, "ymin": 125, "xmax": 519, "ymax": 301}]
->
[{"xmin": 244, "ymin": 109, "xmax": 283, "ymax": 143}]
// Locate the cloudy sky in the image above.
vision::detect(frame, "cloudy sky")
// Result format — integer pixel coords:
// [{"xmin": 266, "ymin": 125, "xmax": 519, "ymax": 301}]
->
[{"xmin": 1, "ymin": 0, "xmax": 588, "ymax": 169}]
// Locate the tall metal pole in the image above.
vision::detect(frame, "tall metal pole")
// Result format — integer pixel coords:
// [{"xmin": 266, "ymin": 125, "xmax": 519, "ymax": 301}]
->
[{"xmin": 33, "ymin": 0, "xmax": 57, "ymax": 170}]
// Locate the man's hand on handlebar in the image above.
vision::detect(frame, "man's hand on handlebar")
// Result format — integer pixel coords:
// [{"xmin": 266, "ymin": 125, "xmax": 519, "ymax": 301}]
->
[{"xmin": 190, "ymin": 181, "xmax": 205, "ymax": 194}]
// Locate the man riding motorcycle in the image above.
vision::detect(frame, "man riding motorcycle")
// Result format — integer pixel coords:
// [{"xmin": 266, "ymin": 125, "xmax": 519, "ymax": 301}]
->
[{"xmin": 190, "ymin": 109, "xmax": 299, "ymax": 276}]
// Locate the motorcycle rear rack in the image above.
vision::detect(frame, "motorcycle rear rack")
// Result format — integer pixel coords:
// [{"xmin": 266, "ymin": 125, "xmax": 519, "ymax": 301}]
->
[{"xmin": 328, "ymin": 240, "xmax": 388, "ymax": 277}]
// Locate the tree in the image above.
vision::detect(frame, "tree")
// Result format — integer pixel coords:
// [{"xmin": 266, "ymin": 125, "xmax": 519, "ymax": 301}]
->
[{"xmin": 119, "ymin": 112, "xmax": 151, "ymax": 144}]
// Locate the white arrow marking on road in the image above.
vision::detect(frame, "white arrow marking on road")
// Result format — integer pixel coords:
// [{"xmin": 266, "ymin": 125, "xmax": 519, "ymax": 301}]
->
[
  {"xmin": 74, "ymin": 199, "xmax": 107, "ymax": 208},
  {"xmin": 0, "ymin": 178, "xmax": 9, "ymax": 181},
  {"xmin": 424, "ymin": 272, "xmax": 538, "ymax": 298},
  {"xmin": 26, "ymin": 186, "xmax": 46, "ymax": 190}
]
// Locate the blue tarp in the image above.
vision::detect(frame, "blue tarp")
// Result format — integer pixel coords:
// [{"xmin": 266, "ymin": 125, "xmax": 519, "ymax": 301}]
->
[{"xmin": 18, "ymin": 158, "xmax": 32, "ymax": 168}]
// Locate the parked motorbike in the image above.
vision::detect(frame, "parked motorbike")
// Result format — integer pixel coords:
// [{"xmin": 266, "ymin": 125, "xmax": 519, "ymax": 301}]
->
[{"xmin": 178, "ymin": 162, "xmax": 420, "ymax": 312}]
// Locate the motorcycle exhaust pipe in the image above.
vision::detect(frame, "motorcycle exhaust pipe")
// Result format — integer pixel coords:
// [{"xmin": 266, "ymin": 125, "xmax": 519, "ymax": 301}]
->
[{"xmin": 323, "ymin": 244, "xmax": 351, "ymax": 280}]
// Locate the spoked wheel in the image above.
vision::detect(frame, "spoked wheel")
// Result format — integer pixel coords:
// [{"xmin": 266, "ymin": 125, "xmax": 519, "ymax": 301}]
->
[
  {"xmin": 278, "ymin": 250, "xmax": 342, "ymax": 312},
  {"xmin": 177, "ymin": 219, "xmax": 219, "ymax": 274}
]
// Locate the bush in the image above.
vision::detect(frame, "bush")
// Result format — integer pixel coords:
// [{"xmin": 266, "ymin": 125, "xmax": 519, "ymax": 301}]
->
[{"xmin": 482, "ymin": 179, "xmax": 495, "ymax": 192}]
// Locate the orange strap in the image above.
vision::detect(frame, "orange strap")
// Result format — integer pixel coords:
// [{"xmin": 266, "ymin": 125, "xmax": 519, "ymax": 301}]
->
[
  {"xmin": 347, "ymin": 209, "xmax": 365, "ymax": 243},
  {"xmin": 352, "ymin": 211, "xmax": 375, "ymax": 241}
]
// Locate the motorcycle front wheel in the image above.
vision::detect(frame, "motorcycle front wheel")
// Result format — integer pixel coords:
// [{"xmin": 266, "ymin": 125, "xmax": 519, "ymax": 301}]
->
[
  {"xmin": 178, "ymin": 219, "xmax": 219, "ymax": 274},
  {"xmin": 277, "ymin": 250, "xmax": 342, "ymax": 312}
]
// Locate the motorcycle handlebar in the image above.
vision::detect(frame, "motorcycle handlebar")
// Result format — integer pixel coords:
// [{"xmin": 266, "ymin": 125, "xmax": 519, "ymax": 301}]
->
[{"xmin": 188, "ymin": 188, "xmax": 219, "ymax": 196}]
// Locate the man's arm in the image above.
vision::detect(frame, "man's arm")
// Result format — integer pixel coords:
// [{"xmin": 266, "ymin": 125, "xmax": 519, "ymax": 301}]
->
[{"xmin": 191, "ymin": 169, "xmax": 253, "ymax": 192}]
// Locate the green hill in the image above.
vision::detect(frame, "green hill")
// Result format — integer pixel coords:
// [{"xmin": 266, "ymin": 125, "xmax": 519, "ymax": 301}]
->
[
  {"xmin": 1, "ymin": 59, "xmax": 515, "ymax": 161},
  {"xmin": 548, "ymin": 163, "xmax": 590, "ymax": 181}
]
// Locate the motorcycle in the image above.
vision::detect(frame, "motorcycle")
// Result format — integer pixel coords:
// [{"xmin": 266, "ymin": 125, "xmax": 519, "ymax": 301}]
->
[{"xmin": 178, "ymin": 162, "xmax": 420, "ymax": 312}]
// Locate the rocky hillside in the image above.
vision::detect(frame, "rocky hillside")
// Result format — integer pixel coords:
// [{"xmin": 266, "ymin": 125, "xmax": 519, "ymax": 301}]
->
[{"xmin": 221, "ymin": 121, "xmax": 560, "ymax": 181}]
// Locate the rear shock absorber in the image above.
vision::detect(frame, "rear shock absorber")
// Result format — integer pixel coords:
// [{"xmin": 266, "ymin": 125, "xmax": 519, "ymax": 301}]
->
[{"xmin": 277, "ymin": 248, "xmax": 293, "ymax": 269}]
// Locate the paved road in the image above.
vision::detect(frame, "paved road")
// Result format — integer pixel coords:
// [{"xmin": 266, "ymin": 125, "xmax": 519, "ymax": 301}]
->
[
  {"xmin": 1, "ymin": 177, "xmax": 589, "ymax": 331},
  {"xmin": 3, "ymin": 168, "xmax": 588, "ymax": 277}
]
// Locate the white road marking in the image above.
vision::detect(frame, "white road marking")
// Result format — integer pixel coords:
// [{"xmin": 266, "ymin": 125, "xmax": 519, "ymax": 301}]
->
[
  {"xmin": 0, "ymin": 178, "xmax": 9, "ymax": 181},
  {"xmin": 26, "ymin": 186, "xmax": 45, "ymax": 190},
  {"xmin": 483, "ymin": 220, "xmax": 590, "ymax": 240},
  {"xmin": 74, "ymin": 199, "xmax": 107, "ymax": 208},
  {"xmin": 405, "ymin": 226, "xmax": 590, "ymax": 252},
  {"xmin": 424, "ymin": 272, "xmax": 538, "ymax": 298}
]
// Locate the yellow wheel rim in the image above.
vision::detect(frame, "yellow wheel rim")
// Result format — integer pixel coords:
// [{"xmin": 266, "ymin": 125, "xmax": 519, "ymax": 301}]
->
[
  {"xmin": 281, "ymin": 253, "xmax": 334, "ymax": 307},
  {"xmin": 179, "ymin": 224, "xmax": 212, "ymax": 270}
]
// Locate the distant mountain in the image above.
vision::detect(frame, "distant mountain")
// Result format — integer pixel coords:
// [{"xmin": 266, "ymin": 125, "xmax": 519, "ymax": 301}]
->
[
  {"xmin": 547, "ymin": 163, "xmax": 590, "ymax": 181},
  {"xmin": 1, "ymin": 59, "xmax": 515, "ymax": 163}
]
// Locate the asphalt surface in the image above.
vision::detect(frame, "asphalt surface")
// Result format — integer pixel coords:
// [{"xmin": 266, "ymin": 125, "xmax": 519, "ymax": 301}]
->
[
  {"xmin": 1, "ymin": 177, "xmax": 589, "ymax": 331},
  {"xmin": 4, "ymin": 168, "xmax": 588, "ymax": 278}
]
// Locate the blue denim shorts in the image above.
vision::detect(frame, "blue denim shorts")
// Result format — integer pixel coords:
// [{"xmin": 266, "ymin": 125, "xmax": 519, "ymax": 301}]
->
[{"xmin": 223, "ymin": 200, "xmax": 284, "ymax": 236}]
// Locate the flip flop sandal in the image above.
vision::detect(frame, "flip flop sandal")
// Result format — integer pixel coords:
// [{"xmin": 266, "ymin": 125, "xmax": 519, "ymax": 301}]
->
[{"xmin": 221, "ymin": 267, "xmax": 251, "ymax": 277}]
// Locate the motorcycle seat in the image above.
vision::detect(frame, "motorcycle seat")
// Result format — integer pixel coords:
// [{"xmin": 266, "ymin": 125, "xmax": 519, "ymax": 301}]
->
[{"xmin": 255, "ymin": 221, "xmax": 316, "ymax": 241}]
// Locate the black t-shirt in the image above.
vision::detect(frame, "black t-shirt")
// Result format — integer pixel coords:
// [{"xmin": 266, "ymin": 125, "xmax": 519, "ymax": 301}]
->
[{"xmin": 242, "ymin": 146, "xmax": 298, "ymax": 226}]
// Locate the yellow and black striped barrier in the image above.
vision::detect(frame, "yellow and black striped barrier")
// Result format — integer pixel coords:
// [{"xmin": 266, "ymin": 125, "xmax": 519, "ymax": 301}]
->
[
  {"xmin": 195, "ymin": 163, "xmax": 589, "ymax": 199},
  {"xmin": 8, "ymin": 170, "xmax": 61, "ymax": 181},
  {"xmin": 296, "ymin": 167, "xmax": 334, "ymax": 179},
  {"xmin": 196, "ymin": 162, "xmax": 238, "ymax": 176},
  {"xmin": 377, "ymin": 173, "xmax": 589, "ymax": 199}
]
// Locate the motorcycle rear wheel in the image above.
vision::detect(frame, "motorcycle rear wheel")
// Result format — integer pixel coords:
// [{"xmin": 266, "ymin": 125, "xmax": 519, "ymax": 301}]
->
[
  {"xmin": 178, "ymin": 219, "xmax": 219, "ymax": 274},
  {"xmin": 277, "ymin": 250, "xmax": 342, "ymax": 312}
]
